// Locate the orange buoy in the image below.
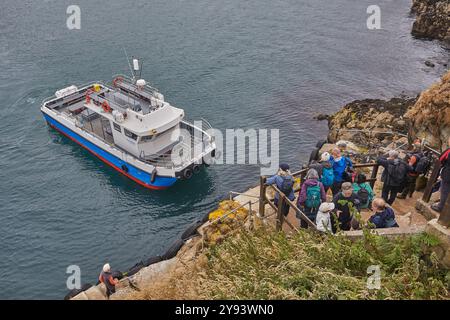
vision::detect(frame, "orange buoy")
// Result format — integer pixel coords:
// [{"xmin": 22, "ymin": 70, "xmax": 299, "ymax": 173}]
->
[{"xmin": 102, "ymin": 101, "xmax": 111, "ymax": 113}]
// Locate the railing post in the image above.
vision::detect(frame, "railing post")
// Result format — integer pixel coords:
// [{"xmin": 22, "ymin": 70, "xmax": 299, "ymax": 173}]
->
[
  {"xmin": 276, "ymin": 194, "xmax": 285, "ymax": 231},
  {"xmin": 438, "ymin": 193, "xmax": 450, "ymax": 227},
  {"xmin": 422, "ymin": 159, "xmax": 442, "ymax": 203},
  {"xmin": 259, "ymin": 176, "xmax": 267, "ymax": 217},
  {"xmin": 370, "ymin": 164, "xmax": 379, "ymax": 189}
]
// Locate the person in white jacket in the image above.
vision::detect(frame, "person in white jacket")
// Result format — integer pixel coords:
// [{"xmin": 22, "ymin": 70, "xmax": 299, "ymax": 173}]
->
[{"xmin": 316, "ymin": 202, "xmax": 335, "ymax": 233}]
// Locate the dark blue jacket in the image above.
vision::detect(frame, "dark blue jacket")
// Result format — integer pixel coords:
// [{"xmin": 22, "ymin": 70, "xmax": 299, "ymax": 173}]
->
[
  {"xmin": 266, "ymin": 175, "xmax": 295, "ymax": 202},
  {"xmin": 368, "ymin": 207, "xmax": 399, "ymax": 228}
]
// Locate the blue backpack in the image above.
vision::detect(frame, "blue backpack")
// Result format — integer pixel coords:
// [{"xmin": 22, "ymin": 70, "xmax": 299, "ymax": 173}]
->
[
  {"xmin": 280, "ymin": 176, "xmax": 294, "ymax": 195},
  {"xmin": 321, "ymin": 167, "xmax": 334, "ymax": 187},
  {"xmin": 305, "ymin": 185, "xmax": 322, "ymax": 209}
]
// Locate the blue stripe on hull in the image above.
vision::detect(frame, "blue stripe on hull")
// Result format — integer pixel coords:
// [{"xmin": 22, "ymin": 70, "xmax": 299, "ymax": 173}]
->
[{"xmin": 43, "ymin": 112, "xmax": 177, "ymax": 189}]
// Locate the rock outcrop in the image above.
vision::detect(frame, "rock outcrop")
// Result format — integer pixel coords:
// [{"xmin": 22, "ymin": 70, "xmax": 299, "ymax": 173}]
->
[
  {"xmin": 327, "ymin": 97, "xmax": 416, "ymax": 147},
  {"xmin": 411, "ymin": 0, "xmax": 450, "ymax": 42},
  {"xmin": 327, "ymin": 70, "xmax": 450, "ymax": 151},
  {"xmin": 405, "ymin": 70, "xmax": 450, "ymax": 150}
]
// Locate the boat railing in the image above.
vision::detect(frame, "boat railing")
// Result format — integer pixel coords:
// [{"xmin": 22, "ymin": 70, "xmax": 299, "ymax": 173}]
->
[
  {"xmin": 41, "ymin": 81, "xmax": 108, "ymax": 106},
  {"xmin": 111, "ymin": 74, "xmax": 160, "ymax": 95},
  {"xmin": 139, "ymin": 130, "xmax": 209, "ymax": 168}
]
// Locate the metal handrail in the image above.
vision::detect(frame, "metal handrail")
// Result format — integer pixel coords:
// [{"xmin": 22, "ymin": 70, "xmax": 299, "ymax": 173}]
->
[
  {"xmin": 111, "ymin": 74, "xmax": 160, "ymax": 94},
  {"xmin": 41, "ymin": 81, "xmax": 108, "ymax": 106}
]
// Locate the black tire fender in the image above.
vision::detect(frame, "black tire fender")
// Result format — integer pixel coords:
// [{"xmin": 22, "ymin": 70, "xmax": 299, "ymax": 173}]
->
[
  {"xmin": 183, "ymin": 168, "xmax": 193, "ymax": 179},
  {"xmin": 64, "ymin": 283, "xmax": 93, "ymax": 300},
  {"xmin": 124, "ymin": 261, "xmax": 145, "ymax": 277},
  {"xmin": 181, "ymin": 220, "xmax": 204, "ymax": 240},
  {"xmin": 308, "ymin": 147, "xmax": 320, "ymax": 164},
  {"xmin": 199, "ymin": 212, "xmax": 211, "ymax": 224},
  {"xmin": 111, "ymin": 270, "xmax": 124, "ymax": 280},
  {"xmin": 192, "ymin": 164, "xmax": 201, "ymax": 174},
  {"xmin": 161, "ymin": 238, "xmax": 185, "ymax": 260},
  {"xmin": 144, "ymin": 255, "xmax": 162, "ymax": 267},
  {"xmin": 316, "ymin": 139, "xmax": 327, "ymax": 149}
]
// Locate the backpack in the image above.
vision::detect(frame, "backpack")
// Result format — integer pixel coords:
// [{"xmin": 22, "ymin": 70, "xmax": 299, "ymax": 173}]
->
[
  {"xmin": 321, "ymin": 167, "xmax": 334, "ymax": 187},
  {"xmin": 305, "ymin": 184, "xmax": 322, "ymax": 209},
  {"xmin": 414, "ymin": 154, "xmax": 431, "ymax": 174},
  {"xmin": 387, "ymin": 161, "xmax": 408, "ymax": 186},
  {"xmin": 280, "ymin": 176, "xmax": 294, "ymax": 195},
  {"xmin": 356, "ymin": 184, "xmax": 370, "ymax": 207}
]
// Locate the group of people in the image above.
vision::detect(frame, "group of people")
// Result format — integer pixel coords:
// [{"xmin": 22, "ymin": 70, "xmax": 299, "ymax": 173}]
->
[{"xmin": 266, "ymin": 137, "xmax": 450, "ymax": 233}]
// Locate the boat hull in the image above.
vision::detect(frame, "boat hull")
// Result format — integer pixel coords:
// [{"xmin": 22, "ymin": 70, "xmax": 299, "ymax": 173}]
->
[{"xmin": 42, "ymin": 113, "xmax": 178, "ymax": 190}]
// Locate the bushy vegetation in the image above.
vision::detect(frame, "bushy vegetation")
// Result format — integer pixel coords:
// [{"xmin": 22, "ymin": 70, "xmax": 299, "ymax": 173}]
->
[
  {"xmin": 199, "ymin": 228, "xmax": 449, "ymax": 300},
  {"xmin": 126, "ymin": 227, "xmax": 449, "ymax": 300}
]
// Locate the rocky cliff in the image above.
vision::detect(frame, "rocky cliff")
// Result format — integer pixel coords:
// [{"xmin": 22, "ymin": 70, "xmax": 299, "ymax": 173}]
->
[
  {"xmin": 411, "ymin": 0, "xmax": 450, "ymax": 42},
  {"xmin": 327, "ymin": 97, "xmax": 416, "ymax": 147},
  {"xmin": 406, "ymin": 70, "xmax": 450, "ymax": 149},
  {"xmin": 326, "ymin": 70, "xmax": 450, "ymax": 151}
]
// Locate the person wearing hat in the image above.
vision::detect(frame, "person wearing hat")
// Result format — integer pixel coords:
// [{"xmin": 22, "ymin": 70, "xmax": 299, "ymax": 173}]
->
[
  {"xmin": 332, "ymin": 182, "xmax": 361, "ymax": 232},
  {"xmin": 98, "ymin": 263, "xmax": 119, "ymax": 299},
  {"xmin": 266, "ymin": 163, "xmax": 295, "ymax": 216},
  {"xmin": 309, "ymin": 152, "xmax": 334, "ymax": 193},
  {"xmin": 316, "ymin": 202, "xmax": 335, "ymax": 233},
  {"xmin": 297, "ymin": 169, "xmax": 326, "ymax": 228}
]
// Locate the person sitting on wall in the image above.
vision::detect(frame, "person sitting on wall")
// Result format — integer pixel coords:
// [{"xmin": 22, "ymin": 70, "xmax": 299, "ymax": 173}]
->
[
  {"xmin": 99, "ymin": 263, "xmax": 119, "ymax": 299},
  {"xmin": 266, "ymin": 163, "xmax": 295, "ymax": 217},
  {"xmin": 432, "ymin": 137, "xmax": 450, "ymax": 213},
  {"xmin": 367, "ymin": 198, "xmax": 399, "ymax": 229}
]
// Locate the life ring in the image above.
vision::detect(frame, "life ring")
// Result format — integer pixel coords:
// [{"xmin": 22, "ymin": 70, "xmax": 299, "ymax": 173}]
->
[
  {"xmin": 85, "ymin": 88, "xmax": 94, "ymax": 104},
  {"xmin": 102, "ymin": 101, "xmax": 112, "ymax": 113},
  {"xmin": 113, "ymin": 76, "xmax": 123, "ymax": 88}
]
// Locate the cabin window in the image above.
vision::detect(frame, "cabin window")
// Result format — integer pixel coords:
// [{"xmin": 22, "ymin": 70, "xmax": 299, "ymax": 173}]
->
[
  {"xmin": 140, "ymin": 133, "xmax": 160, "ymax": 143},
  {"xmin": 140, "ymin": 135, "xmax": 153, "ymax": 143},
  {"xmin": 124, "ymin": 128, "xmax": 138, "ymax": 140},
  {"xmin": 113, "ymin": 122, "xmax": 121, "ymax": 133}
]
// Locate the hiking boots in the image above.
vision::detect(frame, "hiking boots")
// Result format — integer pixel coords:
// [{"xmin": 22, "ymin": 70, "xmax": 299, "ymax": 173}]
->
[{"xmin": 431, "ymin": 203, "xmax": 442, "ymax": 212}]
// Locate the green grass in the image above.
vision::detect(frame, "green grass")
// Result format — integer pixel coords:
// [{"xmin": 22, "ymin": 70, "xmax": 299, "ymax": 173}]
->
[{"xmin": 200, "ymin": 227, "xmax": 449, "ymax": 300}]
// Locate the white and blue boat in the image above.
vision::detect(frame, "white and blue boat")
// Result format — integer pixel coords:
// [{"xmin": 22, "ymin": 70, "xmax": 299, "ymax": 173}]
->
[{"xmin": 41, "ymin": 62, "xmax": 216, "ymax": 190}]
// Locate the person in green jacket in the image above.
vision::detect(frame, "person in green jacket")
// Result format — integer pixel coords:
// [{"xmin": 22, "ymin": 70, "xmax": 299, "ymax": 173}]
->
[{"xmin": 352, "ymin": 173, "xmax": 374, "ymax": 209}]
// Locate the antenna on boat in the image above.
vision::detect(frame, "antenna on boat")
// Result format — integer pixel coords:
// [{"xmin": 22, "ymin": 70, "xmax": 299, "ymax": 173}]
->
[{"xmin": 123, "ymin": 47, "xmax": 135, "ymax": 80}]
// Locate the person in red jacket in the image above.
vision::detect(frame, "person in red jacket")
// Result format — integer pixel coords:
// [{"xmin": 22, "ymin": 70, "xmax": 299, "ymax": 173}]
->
[
  {"xmin": 99, "ymin": 263, "xmax": 119, "ymax": 299},
  {"xmin": 398, "ymin": 140, "xmax": 422, "ymax": 199},
  {"xmin": 432, "ymin": 137, "xmax": 450, "ymax": 213}
]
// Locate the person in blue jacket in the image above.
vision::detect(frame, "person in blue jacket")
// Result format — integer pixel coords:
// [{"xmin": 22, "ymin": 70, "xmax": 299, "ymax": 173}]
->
[
  {"xmin": 330, "ymin": 147, "xmax": 353, "ymax": 196},
  {"xmin": 266, "ymin": 163, "xmax": 295, "ymax": 216}
]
